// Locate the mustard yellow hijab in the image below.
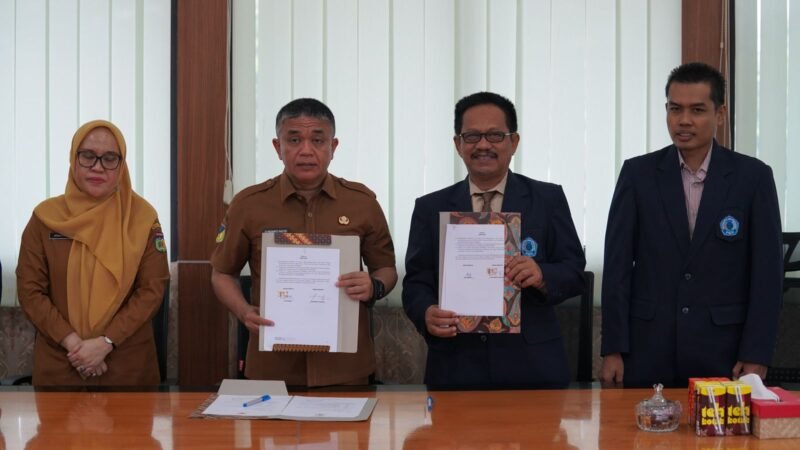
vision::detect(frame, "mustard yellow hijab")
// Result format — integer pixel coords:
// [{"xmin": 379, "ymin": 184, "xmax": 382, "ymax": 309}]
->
[{"xmin": 33, "ymin": 120, "xmax": 157, "ymax": 338}]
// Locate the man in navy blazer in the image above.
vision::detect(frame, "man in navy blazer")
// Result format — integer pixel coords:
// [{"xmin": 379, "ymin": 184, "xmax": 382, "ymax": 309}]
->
[
  {"xmin": 402, "ymin": 92, "xmax": 586, "ymax": 388},
  {"xmin": 600, "ymin": 63, "xmax": 783, "ymax": 388}
]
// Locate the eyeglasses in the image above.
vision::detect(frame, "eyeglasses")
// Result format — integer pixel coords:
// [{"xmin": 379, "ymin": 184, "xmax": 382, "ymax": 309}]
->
[
  {"xmin": 76, "ymin": 151, "xmax": 122, "ymax": 170},
  {"xmin": 458, "ymin": 131, "xmax": 516, "ymax": 144}
]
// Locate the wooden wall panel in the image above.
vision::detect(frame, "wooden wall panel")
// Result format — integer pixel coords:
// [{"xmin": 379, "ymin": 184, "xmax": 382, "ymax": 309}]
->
[
  {"xmin": 177, "ymin": 264, "xmax": 229, "ymax": 385},
  {"xmin": 681, "ymin": 0, "xmax": 731, "ymax": 147},
  {"xmin": 176, "ymin": 0, "xmax": 229, "ymax": 385}
]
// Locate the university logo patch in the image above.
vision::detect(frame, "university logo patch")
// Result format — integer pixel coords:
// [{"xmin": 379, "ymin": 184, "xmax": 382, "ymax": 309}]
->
[
  {"xmin": 521, "ymin": 237, "xmax": 538, "ymax": 257},
  {"xmin": 719, "ymin": 215, "xmax": 740, "ymax": 237},
  {"xmin": 215, "ymin": 224, "xmax": 226, "ymax": 243}
]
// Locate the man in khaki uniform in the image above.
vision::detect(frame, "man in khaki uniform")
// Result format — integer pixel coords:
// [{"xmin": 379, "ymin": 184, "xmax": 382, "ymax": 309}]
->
[{"xmin": 211, "ymin": 98, "xmax": 397, "ymax": 386}]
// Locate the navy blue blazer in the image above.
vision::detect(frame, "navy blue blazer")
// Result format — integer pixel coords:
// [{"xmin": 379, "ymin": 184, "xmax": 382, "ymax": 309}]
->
[
  {"xmin": 402, "ymin": 171, "xmax": 586, "ymax": 388},
  {"xmin": 601, "ymin": 143, "xmax": 783, "ymax": 387}
]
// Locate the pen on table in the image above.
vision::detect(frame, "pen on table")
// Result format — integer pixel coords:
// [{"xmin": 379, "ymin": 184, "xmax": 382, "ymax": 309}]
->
[
  {"xmin": 243, "ymin": 394, "xmax": 271, "ymax": 407},
  {"xmin": 426, "ymin": 396, "xmax": 433, "ymax": 412}
]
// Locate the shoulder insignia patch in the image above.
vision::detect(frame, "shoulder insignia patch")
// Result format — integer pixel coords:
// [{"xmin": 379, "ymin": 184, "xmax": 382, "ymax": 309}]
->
[
  {"xmin": 336, "ymin": 177, "xmax": 376, "ymax": 198},
  {"xmin": 216, "ymin": 224, "xmax": 226, "ymax": 243},
  {"xmin": 154, "ymin": 232, "xmax": 167, "ymax": 253}
]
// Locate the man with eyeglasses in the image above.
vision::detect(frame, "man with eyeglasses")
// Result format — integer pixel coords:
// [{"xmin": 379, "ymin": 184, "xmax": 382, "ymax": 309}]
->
[{"xmin": 402, "ymin": 91, "xmax": 586, "ymax": 388}]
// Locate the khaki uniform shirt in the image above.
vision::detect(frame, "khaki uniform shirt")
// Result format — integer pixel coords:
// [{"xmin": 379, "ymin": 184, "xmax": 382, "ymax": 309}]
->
[
  {"xmin": 16, "ymin": 214, "xmax": 169, "ymax": 386},
  {"xmin": 211, "ymin": 173, "xmax": 395, "ymax": 386}
]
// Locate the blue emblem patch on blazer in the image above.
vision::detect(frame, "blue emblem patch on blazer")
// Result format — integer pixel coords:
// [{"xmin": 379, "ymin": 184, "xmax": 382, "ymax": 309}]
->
[
  {"xmin": 719, "ymin": 215, "xmax": 740, "ymax": 237},
  {"xmin": 521, "ymin": 237, "xmax": 538, "ymax": 257}
]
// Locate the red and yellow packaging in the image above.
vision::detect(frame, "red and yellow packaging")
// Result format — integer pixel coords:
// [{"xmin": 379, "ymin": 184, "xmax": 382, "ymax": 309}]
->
[
  {"xmin": 723, "ymin": 381, "xmax": 752, "ymax": 435},
  {"xmin": 688, "ymin": 377, "xmax": 729, "ymax": 425},
  {"xmin": 696, "ymin": 383, "xmax": 726, "ymax": 436}
]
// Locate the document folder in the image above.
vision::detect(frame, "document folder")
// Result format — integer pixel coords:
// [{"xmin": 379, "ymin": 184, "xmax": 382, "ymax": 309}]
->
[
  {"xmin": 260, "ymin": 232, "xmax": 360, "ymax": 352},
  {"xmin": 439, "ymin": 212, "xmax": 521, "ymax": 333}
]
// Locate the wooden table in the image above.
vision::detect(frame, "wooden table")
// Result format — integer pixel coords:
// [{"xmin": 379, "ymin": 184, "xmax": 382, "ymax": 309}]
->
[{"xmin": 0, "ymin": 387, "xmax": 797, "ymax": 449}]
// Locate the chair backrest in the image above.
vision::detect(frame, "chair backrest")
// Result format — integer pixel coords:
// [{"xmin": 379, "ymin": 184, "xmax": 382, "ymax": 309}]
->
[
  {"xmin": 554, "ymin": 271, "xmax": 595, "ymax": 383},
  {"xmin": 766, "ymin": 232, "xmax": 800, "ymax": 385},
  {"xmin": 152, "ymin": 281, "xmax": 169, "ymax": 383},
  {"xmin": 238, "ymin": 275, "xmax": 253, "ymax": 378},
  {"xmin": 784, "ymin": 232, "xmax": 800, "ymax": 273},
  {"xmin": 766, "ymin": 292, "xmax": 800, "ymax": 385}
]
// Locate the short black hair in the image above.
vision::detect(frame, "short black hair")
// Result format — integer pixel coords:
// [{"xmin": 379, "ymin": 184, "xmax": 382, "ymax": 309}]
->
[
  {"xmin": 665, "ymin": 62, "xmax": 726, "ymax": 108},
  {"xmin": 275, "ymin": 98, "xmax": 336, "ymax": 136},
  {"xmin": 454, "ymin": 92, "xmax": 518, "ymax": 135}
]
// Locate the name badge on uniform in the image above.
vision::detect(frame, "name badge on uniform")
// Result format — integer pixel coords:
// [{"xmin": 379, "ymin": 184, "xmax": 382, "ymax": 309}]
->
[
  {"xmin": 263, "ymin": 228, "xmax": 288, "ymax": 233},
  {"xmin": 49, "ymin": 232, "xmax": 70, "ymax": 240},
  {"xmin": 719, "ymin": 215, "xmax": 740, "ymax": 237},
  {"xmin": 521, "ymin": 237, "xmax": 538, "ymax": 257}
]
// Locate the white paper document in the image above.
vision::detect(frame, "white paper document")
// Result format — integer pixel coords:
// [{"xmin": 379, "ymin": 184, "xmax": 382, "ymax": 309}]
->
[
  {"xmin": 280, "ymin": 396, "xmax": 368, "ymax": 419},
  {"xmin": 441, "ymin": 223, "xmax": 505, "ymax": 316},
  {"xmin": 202, "ymin": 395, "xmax": 293, "ymax": 417},
  {"xmin": 262, "ymin": 246, "xmax": 341, "ymax": 351},
  {"xmin": 202, "ymin": 395, "xmax": 369, "ymax": 420}
]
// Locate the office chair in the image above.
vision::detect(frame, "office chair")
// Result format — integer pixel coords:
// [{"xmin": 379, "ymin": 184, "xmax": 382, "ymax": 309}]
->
[
  {"xmin": 783, "ymin": 232, "xmax": 800, "ymax": 293},
  {"xmin": 765, "ymin": 232, "xmax": 800, "ymax": 385},
  {"xmin": 152, "ymin": 281, "xmax": 170, "ymax": 383},
  {"xmin": 238, "ymin": 275, "xmax": 252, "ymax": 379},
  {"xmin": 555, "ymin": 271, "xmax": 595, "ymax": 383}
]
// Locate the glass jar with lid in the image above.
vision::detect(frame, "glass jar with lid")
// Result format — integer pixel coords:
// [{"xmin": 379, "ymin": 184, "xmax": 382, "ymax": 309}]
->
[{"xmin": 636, "ymin": 383, "xmax": 682, "ymax": 432}]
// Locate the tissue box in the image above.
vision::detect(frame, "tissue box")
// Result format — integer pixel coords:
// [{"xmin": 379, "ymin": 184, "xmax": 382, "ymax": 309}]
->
[{"xmin": 752, "ymin": 388, "xmax": 800, "ymax": 439}]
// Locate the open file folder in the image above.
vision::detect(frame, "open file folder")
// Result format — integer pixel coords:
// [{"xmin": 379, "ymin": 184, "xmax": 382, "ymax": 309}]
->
[
  {"xmin": 196, "ymin": 379, "xmax": 377, "ymax": 422},
  {"xmin": 260, "ymin": 232, "xmax": 360, "ymax": 353}
]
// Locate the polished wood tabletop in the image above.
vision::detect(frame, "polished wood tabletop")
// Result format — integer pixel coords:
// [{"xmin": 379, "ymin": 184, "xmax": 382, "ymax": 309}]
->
[{"xmin": 0, "ymin": 386, "xmax": 798, "ymax": 449}]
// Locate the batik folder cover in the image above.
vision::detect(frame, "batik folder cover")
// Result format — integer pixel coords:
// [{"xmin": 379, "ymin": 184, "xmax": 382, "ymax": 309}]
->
[
  {"xmin": 259, "ymin": 232, "xmax": 360, "ymax": 352},
  {"xmin": 438, "ymin": 212, "xmax": 522, "ymax": 333}
]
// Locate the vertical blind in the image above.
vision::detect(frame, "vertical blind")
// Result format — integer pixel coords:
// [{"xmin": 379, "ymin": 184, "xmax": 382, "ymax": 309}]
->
[
  {"xmin": 735, "ymin": 0, "xmax": 800, "ymax": 231},
  {"xmin": 232, "ymin": 0, "xmax": 682, "ymax": 304},
  {"xmin": 0, "ymin": 0, "xmax": 171, "ymax": 306}
]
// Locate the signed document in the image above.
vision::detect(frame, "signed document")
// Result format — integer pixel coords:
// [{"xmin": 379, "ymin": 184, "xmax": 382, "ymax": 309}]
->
[
  {"xmin": 262, "ymin": 246, "xmax": 341, "ymax": 351},
  {"xmin": 259, "ymin": 233, "xmax": 361, "ymax": 352},
  {"xmin": 438, "ymin": 212, "xmax": 522, "ymax": 334},
  {"xmin": 441, "ymin": 223, "xmax": 505, "ymax": 316}
]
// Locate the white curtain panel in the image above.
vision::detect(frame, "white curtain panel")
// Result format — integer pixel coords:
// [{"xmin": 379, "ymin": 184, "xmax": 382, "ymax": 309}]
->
[
  {"xmin": 0, "ymin": 0, "xmax": 171, "ymax": 305},
  {"xmin": 232, "ymin": 0, "xmax": 683, "ymax": 304}
]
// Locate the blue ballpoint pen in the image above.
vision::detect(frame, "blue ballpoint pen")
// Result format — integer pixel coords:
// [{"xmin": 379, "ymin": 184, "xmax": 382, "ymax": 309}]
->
[{"xmin": 243, "ymin": 394, "xmax": 271, "ymax": 407}]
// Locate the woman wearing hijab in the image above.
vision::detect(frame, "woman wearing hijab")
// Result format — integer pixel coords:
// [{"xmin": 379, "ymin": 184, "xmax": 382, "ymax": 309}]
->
[{"xmin": 16, "ymin": 120, "xmax": 169, "ymax": 385}]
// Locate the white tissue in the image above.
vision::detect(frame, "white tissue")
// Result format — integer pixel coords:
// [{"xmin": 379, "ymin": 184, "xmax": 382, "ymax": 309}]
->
[{"xmin": 739, "ymin": 373, "xmax": 781, "ymax": 401}]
